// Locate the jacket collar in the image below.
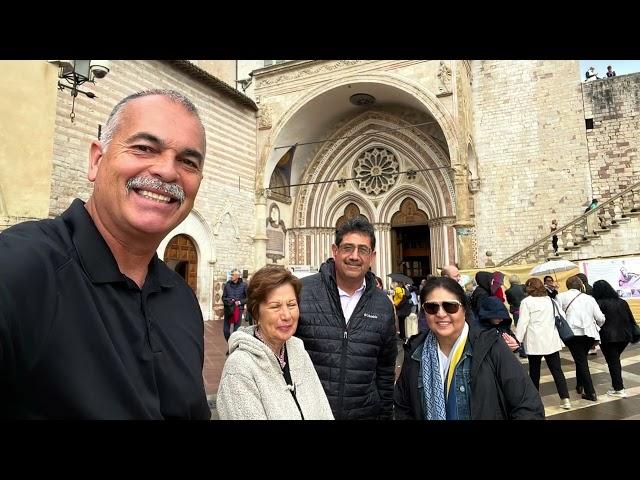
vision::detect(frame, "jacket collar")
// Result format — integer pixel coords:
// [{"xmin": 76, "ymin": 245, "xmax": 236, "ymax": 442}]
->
[
  {"xmin": 62, "ymin": 198, "xmax": 175, "ymax": 288},
  {"xmin": 319, "ymin": 258, "xmax": 376, "ymax": 295}
]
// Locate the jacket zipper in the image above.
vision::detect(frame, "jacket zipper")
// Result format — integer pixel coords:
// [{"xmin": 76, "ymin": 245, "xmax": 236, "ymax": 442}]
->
[{"xmin": 338, "ymin": 328, "xmax": 348, "ymax": 418}]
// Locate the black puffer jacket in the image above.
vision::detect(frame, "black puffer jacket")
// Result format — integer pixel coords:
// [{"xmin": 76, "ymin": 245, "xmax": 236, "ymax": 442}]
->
[
  {"xmin": 394, "ymin": 323, "xmax": 545, "ymax": 420},
  {"xmin": 296, "ymin": 259, "xmax": 397, "ymax": 420}
]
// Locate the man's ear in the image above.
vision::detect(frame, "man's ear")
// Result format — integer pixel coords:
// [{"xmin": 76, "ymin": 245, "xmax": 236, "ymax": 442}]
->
[{"xmin": 88, "ymin": 141, "xmax": 104, "ymax": 182}]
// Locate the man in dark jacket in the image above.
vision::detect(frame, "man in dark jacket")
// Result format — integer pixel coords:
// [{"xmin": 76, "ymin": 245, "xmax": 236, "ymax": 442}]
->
[
  {"xmin": 297, "ymin": 216, "xmax": 397, "ymax": 420},
  {"xmin": 222, "ymin": 269, "xmax": 248, "ymax": 342}
]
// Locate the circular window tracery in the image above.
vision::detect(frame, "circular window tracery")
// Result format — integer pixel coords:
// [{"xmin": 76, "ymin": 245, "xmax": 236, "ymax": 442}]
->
[{"xmin": 353, "ymin": 147, "xmax": 399, "ymax": 195}]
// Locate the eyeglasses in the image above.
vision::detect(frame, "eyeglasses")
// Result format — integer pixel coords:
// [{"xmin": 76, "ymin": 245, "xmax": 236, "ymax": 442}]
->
[
  {"xmin": 337, "ymin": 243, "xmax": 372, "ymax": 256},
  {"xmin": 422, "ymin": 300, "xmax": 462, "ymax": 315}
]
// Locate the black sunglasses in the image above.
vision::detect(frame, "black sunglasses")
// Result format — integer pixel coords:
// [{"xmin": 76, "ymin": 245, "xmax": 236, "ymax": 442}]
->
[{"xmin": 422, "ymin": 300, "xmax": 462, "ymax": 315}]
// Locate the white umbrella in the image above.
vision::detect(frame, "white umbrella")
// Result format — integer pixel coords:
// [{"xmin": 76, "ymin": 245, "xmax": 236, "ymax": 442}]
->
[{"xmin": 529, "ymin": 259, "xmax": 579, "ymax": 280}]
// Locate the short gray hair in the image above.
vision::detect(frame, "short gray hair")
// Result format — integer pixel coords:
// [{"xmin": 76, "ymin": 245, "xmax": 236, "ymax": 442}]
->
[{"xmin": 101, "ymin": 89, "xmax": 204, "ymax": 152}]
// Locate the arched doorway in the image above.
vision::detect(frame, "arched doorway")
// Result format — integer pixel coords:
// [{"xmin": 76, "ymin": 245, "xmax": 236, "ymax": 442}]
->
[
  {"xmin": 164, "ymin": 234, "xmax": 198, "ymax": 293},
  {"xmin": 390, "ymin": 198, "xmax": 429, "ymax": 284}
]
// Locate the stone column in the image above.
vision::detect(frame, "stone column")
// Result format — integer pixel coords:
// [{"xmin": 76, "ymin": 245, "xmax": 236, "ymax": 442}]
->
[
  {"xmin": 254, "ymin": 191, "xmax": 268, "ymax": 270},
  {"xmin": 451, "ymin": 163, "xmax": 476, "ymax": 269},
  {"xmin": 428, "ymin": 217, "xmax": 456, "ymax": 274},
  {"xmin": 454, "ymin": 224, "xmax": 475, "ymax": 269},
  {"xmin": 376, "ymin": 223, "xmax": 392, "ymax": 284}
]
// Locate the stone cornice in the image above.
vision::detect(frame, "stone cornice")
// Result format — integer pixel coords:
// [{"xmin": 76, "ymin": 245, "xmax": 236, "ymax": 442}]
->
[{"xmin": 166, "ymin": 60, "xmax": 258, "ymax": 111}]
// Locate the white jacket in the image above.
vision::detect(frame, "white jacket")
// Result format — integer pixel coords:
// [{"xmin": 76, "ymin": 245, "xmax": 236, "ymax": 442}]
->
[
  {"xmin": 217, "ymin": 326, "xmax": 334, "ymax": 420},
  {"xmin": 556, "ymin": 290, "xmax": 605, "ymax": 341},
  {"xmin": 516, "ymin": 296, "xmax": 565, "ymax": 355}
]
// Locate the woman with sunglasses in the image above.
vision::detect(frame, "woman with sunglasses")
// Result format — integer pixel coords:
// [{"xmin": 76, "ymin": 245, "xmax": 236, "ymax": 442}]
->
[{"xmin": 394, "ymin": 277, "xmax": 544, "ymax": 420}]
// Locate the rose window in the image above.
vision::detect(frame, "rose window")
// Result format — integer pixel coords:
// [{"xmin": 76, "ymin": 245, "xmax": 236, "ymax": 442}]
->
[{"xmin": 353, "ymin": 147, "xmax": 399, "ymax": 195}]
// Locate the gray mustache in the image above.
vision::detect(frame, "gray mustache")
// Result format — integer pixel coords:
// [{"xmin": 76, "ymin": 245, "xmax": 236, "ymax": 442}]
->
[{"xmin": 126, "ymin": 176, "xmax": 185, "ymax": 204}]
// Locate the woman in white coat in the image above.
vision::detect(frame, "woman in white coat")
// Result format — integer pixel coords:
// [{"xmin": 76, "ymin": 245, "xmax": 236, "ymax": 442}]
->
[
  {"xmin": 557, "ymin": 275, "xmax": 605, "ymax": 401},
  {"xmin": 217, "ymin": 266, "xmax": 333, "ymax": 420},
  {"xmin": 516, "ymin": 277, "xmax": 572, "ymax": 409}
]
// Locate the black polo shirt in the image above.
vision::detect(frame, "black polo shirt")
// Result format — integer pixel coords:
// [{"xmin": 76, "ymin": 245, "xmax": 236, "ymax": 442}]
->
[{"xmin": 0, "ymin": 199, "xmax": 210, "ymax": 419}]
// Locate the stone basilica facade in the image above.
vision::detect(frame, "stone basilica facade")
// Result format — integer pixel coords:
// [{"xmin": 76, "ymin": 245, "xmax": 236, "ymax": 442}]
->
[{"xmin": 2, "ymin": 60, "xmax": 638, "ymax": 320}]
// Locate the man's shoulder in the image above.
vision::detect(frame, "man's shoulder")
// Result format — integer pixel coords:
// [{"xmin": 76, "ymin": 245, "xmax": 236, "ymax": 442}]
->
[
  {"xmin": 300, "ymin": 272, "xmax": 325, "ymax": 293},
  {"xmin": 1, "ymin": 218, "xmax": 71, "ymax": 281}
]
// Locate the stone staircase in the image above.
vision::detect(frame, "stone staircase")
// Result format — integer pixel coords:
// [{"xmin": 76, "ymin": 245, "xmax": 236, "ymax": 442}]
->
[{"xmin": 497, "ymin": 180, "xmax": 640, "ymax": 267}]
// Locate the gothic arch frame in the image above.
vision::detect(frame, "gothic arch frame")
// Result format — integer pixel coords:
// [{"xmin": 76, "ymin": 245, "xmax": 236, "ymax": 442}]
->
[
  {"xmin": 257, "ymin": 71, "xmax": 460, "ymax": 193},
  {"xmin": 157, "ymin": 208, "xmax": 215, "ymax": 319},
  {"xmin": 378, "ymin": 185, "xmax": 440, "ymax": 224},
  {"xmin": 293, "ymin": 111, "xmax": 455, "ymax": 230},
  {"xmin": 324, "ymin": 192, "xmax": 375, "ymax": 228}
]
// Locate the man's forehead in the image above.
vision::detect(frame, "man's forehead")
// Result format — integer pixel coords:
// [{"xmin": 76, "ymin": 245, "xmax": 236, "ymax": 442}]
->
[
  {"xmin": 119, "ymin": 96, "xmax": 205, "ymax": 143},
  {"xmin": 341, "ymin": 232, "xmax": 372, "ymax": 245}
]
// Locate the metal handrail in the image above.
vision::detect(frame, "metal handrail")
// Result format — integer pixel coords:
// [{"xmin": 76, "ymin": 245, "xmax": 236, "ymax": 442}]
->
[{"xmin": 496, "ymin": 179, "xmax": 640, "ymax": 267}]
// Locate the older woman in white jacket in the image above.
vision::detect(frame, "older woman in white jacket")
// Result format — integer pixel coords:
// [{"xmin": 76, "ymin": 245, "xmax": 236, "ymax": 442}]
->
[
  {"xmin": 557, "ymin": 275, "xmax": 605, "ymax": 401},
  {"xmin": 516, "ymin": 277, "xmax": 572, "ymax": 409},
  {"xmin": 217, "ymin": 266, "xmax": 333, "ymax": 420}
]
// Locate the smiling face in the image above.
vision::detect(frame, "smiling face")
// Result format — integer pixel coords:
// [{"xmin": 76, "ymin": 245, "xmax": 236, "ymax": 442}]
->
[
  {"xmin": 332, "ymin": 232, "xmax": 376, "ymax": 287},
  {"xmin": 87, "ymin": 94, "xmax": 205, "ymax": 244},
  {"xmin": 424, "ymin": 286, "xmax": 467, "ymax": 346},
  {"xmin": 256, "ymin": 282, "xmax": 299, "ymax": 351}
]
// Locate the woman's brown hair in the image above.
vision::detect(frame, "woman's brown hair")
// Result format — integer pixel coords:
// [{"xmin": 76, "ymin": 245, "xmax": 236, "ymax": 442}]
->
[
  {"xmin": 566, "ymin": 275, "xmax": 584, "ymax": 292},
  {"xmin": 246, "ymin": 266, "xmax": 302, "ymax": 323},
  {"xmin": 524, "ymin": 277, "xmax": 547, "ymax": 297}
]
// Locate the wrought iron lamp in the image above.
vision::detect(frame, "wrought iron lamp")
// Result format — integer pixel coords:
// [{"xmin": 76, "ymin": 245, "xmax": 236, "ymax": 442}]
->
[{"xmin": 49, "ymin": 60, "xmax": 110, "ymax": 122}]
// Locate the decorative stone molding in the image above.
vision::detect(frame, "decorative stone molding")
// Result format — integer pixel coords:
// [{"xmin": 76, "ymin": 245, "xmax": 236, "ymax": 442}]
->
[
  {"xmin": 353, "ymin": 147, "xmax": 399, "ymax": 195},
  {"xmin": 259, "ymin": 60, "xmax": 364, "ymax": 87},
  {"xmin": 373, "ymin": 223, "xmax": 392, "ymax": 233},
  {"xmin": 258, "ymin": 103, "xmax": 273, "ymax": 130},
  {"xmin": 212, "ymin": 199, "xmax": 241, "ymax": 239},
  {"xmin": 468, "ymin": 178, "xmax": 481, "ymax": 192},
  {"xmin": 436, "ymin": 61, "xmax": 453, "ymax": 97},
  {"xmin": 427, "ymin": 216, "xmax": 457, "ymax": 227},
  {"xmin": 266, "ymin": 189, "xmax": 292, "ymax": 204}
]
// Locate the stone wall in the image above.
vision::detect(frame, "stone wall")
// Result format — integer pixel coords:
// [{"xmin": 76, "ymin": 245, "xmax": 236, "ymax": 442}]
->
[
  {"xmin": 583, "ymin": 74, "xmax": 640, "ymax": 201},
  {"xmin": 472, "ymin": 60, "xmax": 591, "ymax": 264}
]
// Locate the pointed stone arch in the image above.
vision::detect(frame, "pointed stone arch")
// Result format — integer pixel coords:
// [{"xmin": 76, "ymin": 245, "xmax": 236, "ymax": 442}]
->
[
  {"xmin": 324, "ymin": 192, "xmax": 375, "ymax": 229},
  {"xmin": 157, "ymin": 208, "xmax": 215, "ymax": 320},
  {"xmin": 258, "ymin": 72, "xmax": 460, "ymax": 193},
  {"xmin": 292, "ymin": 110, "xmax": 455, "ymax": 230},
  {"xmin": 390, "ymin": 198, "xmax": 429, "ymax": 226}
]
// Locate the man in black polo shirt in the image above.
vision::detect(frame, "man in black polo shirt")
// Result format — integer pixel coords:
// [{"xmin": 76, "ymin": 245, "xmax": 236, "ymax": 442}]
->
[{"xmin": 0, "ymin": 90, "xmax": 210, "ymax": 419}]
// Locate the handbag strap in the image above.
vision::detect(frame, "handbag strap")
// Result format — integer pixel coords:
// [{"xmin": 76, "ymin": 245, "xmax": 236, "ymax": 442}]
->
[{"xmin": 565, "ymin": 292, "xmax": 582, "ymax": 313}]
